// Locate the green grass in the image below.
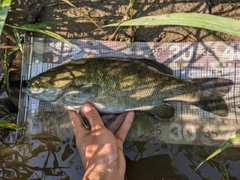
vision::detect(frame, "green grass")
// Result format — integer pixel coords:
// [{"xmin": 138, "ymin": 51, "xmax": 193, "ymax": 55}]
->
[
  {"xmin": 105, "ymin": 13, "xmax": 240, "ymax": 37},
  {"xmin": 0, "ymin": 119, "xmax": 22, "ymax": 130},
  {"xmin": 0, "ymin": 0, "xmax": 12, "ymax": 36},
  {"xmin": 196, "ymin": 130, "xmax": 240, "ymax": 170}
]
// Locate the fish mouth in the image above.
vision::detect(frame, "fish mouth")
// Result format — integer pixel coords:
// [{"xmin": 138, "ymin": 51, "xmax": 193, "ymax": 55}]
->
[
  {"xmin": 21, "ymin": 80, "xmax": 29, "ymax": 88},
  {"xmin": 21, "ymin": 81, "xmax": 61, "ymax": 102},
  {"xmin": 22, "ymin": 87, "xmax": 31, "ymax": 94},
  {"xmin": 22, "ymin": 86, "xmax": 44, "ymax": 95},
  {"xmin": 22, "ymin": 86, "xmax": 56, "ymax": 102},
  {"xmin": 21, "ymin": 80, "xmax": 44, "ymax": 95},
  {"xmin": 21, "ymin": 80, "xmax": 31, "ymax": 94}
]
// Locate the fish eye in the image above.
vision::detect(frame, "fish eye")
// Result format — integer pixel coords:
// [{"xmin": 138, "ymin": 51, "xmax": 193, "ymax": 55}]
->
[
  {"xmin": 30, "ymin": 81, "xmax": 40, "ymax": 92},
  {"xmin": 31, "ymin": 82, "xmax": 39, "ymax": 88}
]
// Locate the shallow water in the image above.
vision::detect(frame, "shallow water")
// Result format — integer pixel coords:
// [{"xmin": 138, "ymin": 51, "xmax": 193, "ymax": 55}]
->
[
  {"xmin": 1, "ymin": 112, "xmax": 240, "ymax": 180},
  {"xmin": 9, "ymin": 38, "xmax": 240, "ymax": 179}
]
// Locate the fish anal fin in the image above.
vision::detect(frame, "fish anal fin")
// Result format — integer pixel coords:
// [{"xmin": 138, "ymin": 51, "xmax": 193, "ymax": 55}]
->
[{"xmin": 135, "ymin": 103, "xmax": 175, "ymax": 118}]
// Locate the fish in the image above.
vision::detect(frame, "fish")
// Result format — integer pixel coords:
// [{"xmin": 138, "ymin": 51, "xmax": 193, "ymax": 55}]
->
[{"xmin": 22, "ymin": 58, "xmax": 233, "ymax": 121}]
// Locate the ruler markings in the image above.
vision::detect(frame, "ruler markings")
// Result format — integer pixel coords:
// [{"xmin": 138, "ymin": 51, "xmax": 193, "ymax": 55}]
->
[{"xmin": 19, "ymin": 39, "xmax": 240, "ymax": 146}]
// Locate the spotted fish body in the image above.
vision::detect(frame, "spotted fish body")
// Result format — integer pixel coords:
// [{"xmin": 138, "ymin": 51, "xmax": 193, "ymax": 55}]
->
[{"xmin": 23, "ymin": 58, "xmax": 233, "ymax": 118}]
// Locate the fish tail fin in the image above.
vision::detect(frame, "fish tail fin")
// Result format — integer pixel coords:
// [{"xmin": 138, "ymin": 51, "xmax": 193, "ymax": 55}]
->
[{"xmin": 192, "ymin": 78, "xmax": 233, "ymax": 117}]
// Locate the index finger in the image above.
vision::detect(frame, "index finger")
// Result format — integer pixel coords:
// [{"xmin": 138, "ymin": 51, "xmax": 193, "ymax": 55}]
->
[{"xmin": 115, "ymin": 111, "xmax": 134, "ymax": 143}]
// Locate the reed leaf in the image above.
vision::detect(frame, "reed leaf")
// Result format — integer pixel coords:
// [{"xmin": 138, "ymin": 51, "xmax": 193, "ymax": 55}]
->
[
  {"xmin": 0, "ymin": 0, "xmax": 12, "ymax": 36},
  {"xmin": 0, "ymin": 119, "xmax": 21, "ymax": 130},
  {"xmin": 196, "ymin": 129, "xmax": 240, "ymax": 170},
  {"xmin": 6, "ymin": 24, "xmax": 80, "ymax": 50},
  {"xmin": 105, "ymin": 13, "xmax": 240, "ymax": 37}
]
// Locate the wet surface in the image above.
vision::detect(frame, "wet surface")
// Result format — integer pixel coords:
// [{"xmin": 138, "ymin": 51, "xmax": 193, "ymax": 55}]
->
[
  {"xmin": 2, "ymin": 39, "xmax": 240, "ymax": 179},
  {"xmin": 1, "ymin": 111, "xmax": 240, "ymax": 179},
  {"xmin": 2, "ymin": 0, "xmax": 240, "ymax": 179}
]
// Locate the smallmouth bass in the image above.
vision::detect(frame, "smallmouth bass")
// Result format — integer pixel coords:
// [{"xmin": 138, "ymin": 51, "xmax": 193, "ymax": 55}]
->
[{"xmin": 23, "ymin": 58, "xmax": 233, "ymax": 120}]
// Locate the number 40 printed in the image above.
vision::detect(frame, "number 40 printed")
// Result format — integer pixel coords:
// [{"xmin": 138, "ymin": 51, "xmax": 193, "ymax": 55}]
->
[{"xmin": 222, "ymin": 43, "xmax": 240, "ymax": 61}]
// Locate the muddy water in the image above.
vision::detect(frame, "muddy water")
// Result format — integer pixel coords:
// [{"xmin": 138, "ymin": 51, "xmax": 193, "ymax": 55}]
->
[{"xmin": 1, "ymin": 112, "xmax": 240, "ymax": 180}]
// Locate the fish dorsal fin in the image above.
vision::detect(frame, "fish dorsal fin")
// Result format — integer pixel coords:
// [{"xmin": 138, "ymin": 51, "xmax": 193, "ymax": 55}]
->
[
  {"xmin": 133, "ymin": 59, "xmax": 173, "ymax": 75},
  {"xmin": 134, "ymin": 103, "xmax": 175, "ymax": 118},
  {"xmin": 106, "ymin": 58, "xmax": 173, "ymax": 75}
]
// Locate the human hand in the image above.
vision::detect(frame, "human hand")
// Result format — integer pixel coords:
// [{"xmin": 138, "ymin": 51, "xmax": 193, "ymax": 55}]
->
[{"xmin": 67, "ymin": 103, "xmax": 135, "ymax": 180}]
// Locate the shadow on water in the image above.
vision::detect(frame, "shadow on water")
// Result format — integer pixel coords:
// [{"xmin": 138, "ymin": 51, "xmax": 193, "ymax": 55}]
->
[
  {"xmin": 10, "ymin": 38, "xmax": 240, "ymax": 179},
  {"xmin": 9, "ymin": 39, "xmax": 240, "ymax": 179},
  {"xmin": 122, "ymin": 112, "xmax": 240, "ymax": 180},
  {"xmin": 0, "ymin": 110, "xmax": 84, "ymax": 180},
  {"xmin": 2, "ymin": 109, "xmax": 240, "ymax": 179},
  {"xmin": 125, "ymin": 144, "xmax": 240, "ymax": 180}
]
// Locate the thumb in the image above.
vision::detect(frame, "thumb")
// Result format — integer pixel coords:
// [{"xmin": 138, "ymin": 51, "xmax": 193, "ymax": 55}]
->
[{"xmin": 82, "ymin": 103, "xmax": 104, "ymax": 129}]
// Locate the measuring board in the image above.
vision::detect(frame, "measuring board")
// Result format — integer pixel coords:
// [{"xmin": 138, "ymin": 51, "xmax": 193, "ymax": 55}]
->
[{"xmin": 18, "ymin": 37, "xmax": 240, "ymax": 146}]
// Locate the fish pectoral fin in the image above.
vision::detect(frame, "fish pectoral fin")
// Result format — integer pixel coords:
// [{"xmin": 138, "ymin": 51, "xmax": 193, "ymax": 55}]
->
[
  {"xmin": 63, "ymin": 84, "xmax": 102, "ymax": 104},
  {"xmin": 77, "ymin": 84, "xmax": 102, "ymax": 98},
  {"xmin": 138, "ymin": 103, "xmax": 175, "ymax": 118}
]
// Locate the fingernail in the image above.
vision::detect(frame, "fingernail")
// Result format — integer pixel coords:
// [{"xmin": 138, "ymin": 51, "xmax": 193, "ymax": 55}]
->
[{"xmin": 82, "ymin": 104, "xmax": 93, "ymax": 113}]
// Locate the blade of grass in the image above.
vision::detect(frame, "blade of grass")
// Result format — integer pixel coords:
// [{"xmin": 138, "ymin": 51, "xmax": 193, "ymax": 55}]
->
[
  {"xmin": 0, "ymin": 0, "xmax": 12, "ymax": 36},
  {"xmin": 13, "ymin": 28, "xmax": 23, "ymax": 54},
  {"xmin": 105, "ymin": 13, "xmax": 240, "ymax": 37},
  {"xmin": 129, "ymin": 0, "xmax": 134, "ymax": 20},
  {"xmin": 6, "ymin": 24, "xmax": 80, "ymax": 50},
  {"xmin": 0, "ymin": 44, "xmax": 18, "ymax": 49},
  {"xmin": 222, "ymin": 162, "xmax": 230, "ymax": 180},
  {"xmin": 20, "ymin": 18, "xmax": 75, "ymax": 29},
  {"xmin": 3, "ymin": 49, "xmax": 11, "ymax": 99},
  {"xmin": 0, "ymin": 119, "xmax": 21, "ymax": 130},
  {"xmin": 37, "ymin": 29, "xmax": 80, "ymax": 49},
  {"xmin": 61, "ymin": 0, "xmax": 76, "ymax": 8},
  {"xmin": 196, "ymin": 129, "xmax": 240, "ymax": 170},
  {"xmin": 2, "ymin": 29, "xmax": 16, "ymax": 43},
  {"xmin": 7, "ymin": 46, "xmax": 19, "ymax": 55}
]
